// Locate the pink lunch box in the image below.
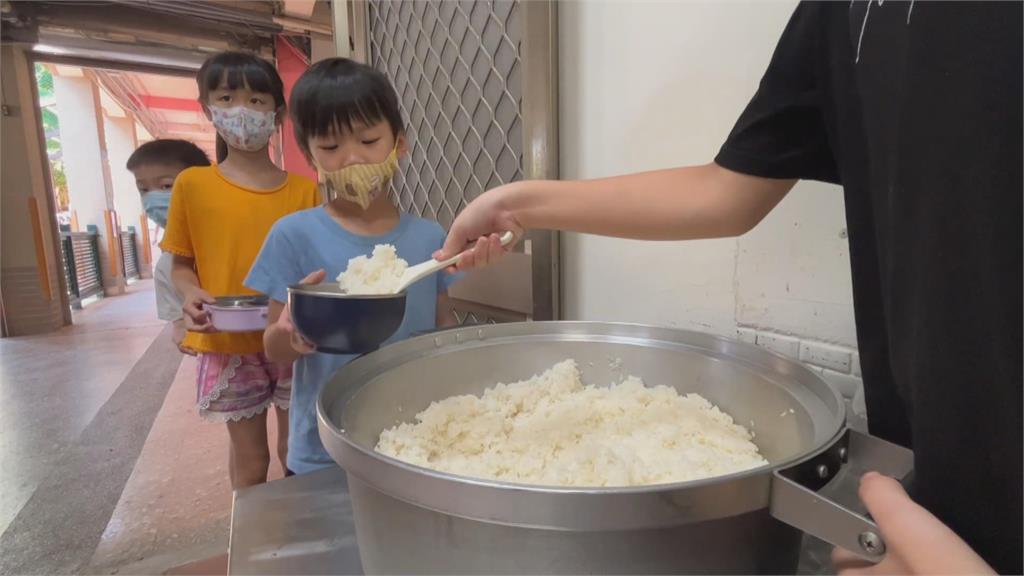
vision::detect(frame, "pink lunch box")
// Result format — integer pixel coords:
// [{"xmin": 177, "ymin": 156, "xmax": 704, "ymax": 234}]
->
[{"xmin": 208, "ymin": 295, "xmax": 269, "ymax": 332}]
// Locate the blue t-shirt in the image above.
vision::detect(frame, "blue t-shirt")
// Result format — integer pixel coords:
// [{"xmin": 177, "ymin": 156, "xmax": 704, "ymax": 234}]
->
[{"xmin": 245, "ymin": 207, "xmax": 456, "ymax": 474}]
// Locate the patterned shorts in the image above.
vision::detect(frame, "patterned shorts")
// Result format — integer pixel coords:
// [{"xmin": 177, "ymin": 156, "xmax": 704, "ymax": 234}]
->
[{"xmin": 197, "ymin": 353, "xmax": 292, "ymax": 422}]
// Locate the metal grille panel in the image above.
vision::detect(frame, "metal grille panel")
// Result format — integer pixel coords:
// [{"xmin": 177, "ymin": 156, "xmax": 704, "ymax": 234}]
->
[
  {"xmin": 368, "ymin": 0, "xmax": 523, "ymax": 229},
  {"xmin": 66, "ymin": 232, "xmax": 102, "ymax": 300},
  {"xmin": 120, "ymin": 230, "xmax": 139, "ymax": 280},
  {"xmin": 453, "ymin": 309, "xmax": 497, "ymax": 326}
]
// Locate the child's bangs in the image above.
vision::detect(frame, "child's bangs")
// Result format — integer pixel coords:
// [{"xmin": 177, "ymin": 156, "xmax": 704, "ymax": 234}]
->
[
  {"xmin": 200, "ymin": 55, "xmax": 278, "ymax": 97},
  {"xmin": 290, "ymin": 58, "xmax": 405, "ymax": 157},
  {"xmin": 307, "ymin": 87, "xmax": 391, "ymax": 140}
]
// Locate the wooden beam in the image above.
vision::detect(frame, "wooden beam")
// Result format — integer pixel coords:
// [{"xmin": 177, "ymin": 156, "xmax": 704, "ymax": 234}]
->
[
  {"xmin": 332, "ymin": 0, "xmax": 351, "ymax": 58},
  {"xmin": 281, "ymin": 0, "xmax": 317, "ymax": 19},
  {"xmin": 28, "ymin": 198, "xmax": 53, "ymax": 301},
  {"xmin": 137, "ymin": 94, "xmax": 203, "ymax": 112},
  {"xmin": 140, "ymin": 213, "xmax": 152, "ymax": 265},
  {"xmin": 104, "ymin": 210, "xmax": 122, "ymax": 279}
]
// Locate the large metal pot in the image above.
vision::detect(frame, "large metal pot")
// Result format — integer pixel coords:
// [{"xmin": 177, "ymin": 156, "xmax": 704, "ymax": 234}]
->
[{"xmin": 318, "ymin": 322, "xmax": 913, "ymax": 574}]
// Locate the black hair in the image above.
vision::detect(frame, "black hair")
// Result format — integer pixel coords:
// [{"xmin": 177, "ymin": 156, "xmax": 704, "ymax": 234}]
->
[
  {"xmin": 289, "ymin": 58, "xmax": 404, "ymax": 161},
  {"xmin": 126, "ymin": 139, "xmax": 211, "ymax": 171},
  {"xmin": 195, "ymin": 51, "xmax": 286, "ymax": 163}
]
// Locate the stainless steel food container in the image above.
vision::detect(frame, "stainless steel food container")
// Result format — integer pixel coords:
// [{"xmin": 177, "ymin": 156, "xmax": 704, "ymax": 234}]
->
[
  {"xmin": 318, "ymin": 322, "xmax": 913, "ymax": 574},
  {"xmin": 208, "ymin": 295, "xmax": 269, "ymax": 332}
]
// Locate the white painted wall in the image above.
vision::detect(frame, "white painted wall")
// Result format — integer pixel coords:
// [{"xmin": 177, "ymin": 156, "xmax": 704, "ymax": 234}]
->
[
  {"xmin": 135, "ymin": 121, "xmax": 153, "ymax": 144},
  {"xmin": 104, "ymin": 115, "xmax": 143, "ymax": 231},
  {"xmin": 53, "ymin": 73, "xmax": 129, "ymax": 293},
  {"xmin": 53, "ymin": 75, "xmax": 108, "ymax": 231},
  {"xmin": 559, "ymin": 1, "xmax": 863, "ymax": 407}
]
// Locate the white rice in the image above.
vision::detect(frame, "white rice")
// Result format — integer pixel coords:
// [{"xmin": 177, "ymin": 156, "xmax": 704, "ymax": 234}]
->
[
  {"xmin": 337, "ymin": 244, "xmax": 407, "ymax": 295},
  {"xmin": 376, "ymin": 359, "xmax": 767, "ymax": 487}
]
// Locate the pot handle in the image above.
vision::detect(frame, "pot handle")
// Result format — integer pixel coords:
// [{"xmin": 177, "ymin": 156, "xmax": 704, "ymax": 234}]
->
[{"xmin": 769, "ymin": 428, "xmax": 914, "ymax": 563}]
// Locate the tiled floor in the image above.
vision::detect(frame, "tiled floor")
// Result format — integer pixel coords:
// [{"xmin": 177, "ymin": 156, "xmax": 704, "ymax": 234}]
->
[
  {"xmin": 87, "ymin": 355, "xmax": 285, "ymax": 575},
  {"xmin": 0, "ymin": 283, "xmax": 164, "ymax": 540},
  {"xmin": 0, "ymin": 281, "xmax": 285, "ymax": 575}
]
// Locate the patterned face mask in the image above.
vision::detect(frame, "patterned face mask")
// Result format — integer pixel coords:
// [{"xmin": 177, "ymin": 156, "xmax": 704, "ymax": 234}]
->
[
  {"xmin": 316, "ymin": 146, "xmax": 400, "ymax": 210},
  {"xmin": 209, "ymin": 106, "xmax": 277, "ymax": 152}
]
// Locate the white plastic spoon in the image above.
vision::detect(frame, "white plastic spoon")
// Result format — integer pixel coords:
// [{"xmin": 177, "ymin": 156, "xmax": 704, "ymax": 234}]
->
[{"xmin": 393, "ymin": 231, "xmax": 515, "ymax": 294}]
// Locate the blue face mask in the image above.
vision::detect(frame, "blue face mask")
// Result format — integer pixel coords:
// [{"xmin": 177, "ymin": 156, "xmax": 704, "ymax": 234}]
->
[{"xmin": 141, "ymin": 191, "xmax": 172, "ymax": 227}]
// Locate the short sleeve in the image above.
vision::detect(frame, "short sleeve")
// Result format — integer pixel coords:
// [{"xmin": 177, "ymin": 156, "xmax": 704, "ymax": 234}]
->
[
  {"xmin": 714, "ymin": 2, "xmax": 840, "ymax": 184},
  {"xmin": 309, "ymin": 180, "xmax": 323, "ymax": 206},
  {"xmin": 245, "ymin": 220, "xmax": 304, "ymax": 303},
  {"xmin": 154, "ymin": 253, "xmax": 183, "ymax": 321},
  {"xmin": 291, "ymin": 174, "xmax": 322, "ymax": 208},
  {"xmin": 159, "ymin": 174, "xmax": 194, "ymax": 257}
]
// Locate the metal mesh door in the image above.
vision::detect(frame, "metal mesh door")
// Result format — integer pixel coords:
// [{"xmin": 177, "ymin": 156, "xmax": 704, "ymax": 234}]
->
[
  {"xmin": 360, "ymin": 0, "xmax": 557, "ymax": 323},
  {"xmin": 368, "ymin": 0, "xmax": 522, "ymax": 228}
]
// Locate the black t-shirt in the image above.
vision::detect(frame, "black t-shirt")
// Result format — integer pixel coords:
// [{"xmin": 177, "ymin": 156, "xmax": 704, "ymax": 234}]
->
[{"xmin": 716, "ymin": 2, "xmax": 1022, "ymax": 573}]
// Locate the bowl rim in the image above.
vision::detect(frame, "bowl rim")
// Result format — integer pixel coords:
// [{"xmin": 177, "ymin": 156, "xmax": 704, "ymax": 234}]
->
[{"xmin": 288, "ymin": 282, "xmax": 407, "ymax": 300}]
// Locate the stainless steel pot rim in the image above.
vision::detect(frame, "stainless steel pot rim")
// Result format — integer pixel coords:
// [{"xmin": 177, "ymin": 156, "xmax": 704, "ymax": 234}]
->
[
  {"xmin": 289, "ymin": 282, "xmax": 407, "ymax": 300},
  {"xmin": 212, "ymin": 295, "xmax": 269, "ymax": 308},
  {"xmin": 318, "ymin": 321, "xmax": 847, "ymax": 495}
]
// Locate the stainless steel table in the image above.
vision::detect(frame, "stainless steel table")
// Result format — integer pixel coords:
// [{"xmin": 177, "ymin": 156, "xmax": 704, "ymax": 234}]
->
[
  {"xmin": 229, "ymin": 467, "xmax": 363, "ymax": 575},
  {"xmin": 228, "ymin": 468, "xmax": 833, "ymax": 575}
]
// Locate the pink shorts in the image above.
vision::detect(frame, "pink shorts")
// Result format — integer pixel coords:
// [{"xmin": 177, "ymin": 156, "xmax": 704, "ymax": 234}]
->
[{"xmin": 196, "ymin": 353, "xmax": 292, "ymax": 422}]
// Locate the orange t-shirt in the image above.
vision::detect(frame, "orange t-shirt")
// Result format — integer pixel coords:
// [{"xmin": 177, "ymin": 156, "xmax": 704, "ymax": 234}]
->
[{"xmin": 160, "ymin": 166, "xmax": 320, "ymax": 354}]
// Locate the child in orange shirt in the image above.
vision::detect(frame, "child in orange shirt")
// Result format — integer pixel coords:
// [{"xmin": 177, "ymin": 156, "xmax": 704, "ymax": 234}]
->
[{"xmin": 161, "ymin": 52, "xmax": 319, "ymax": 489}]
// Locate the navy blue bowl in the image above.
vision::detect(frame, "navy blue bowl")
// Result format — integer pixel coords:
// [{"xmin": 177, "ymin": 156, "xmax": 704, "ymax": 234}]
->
[{"xmin": 288, "ymin": 283, "xmax": 407, "ymax": 355}]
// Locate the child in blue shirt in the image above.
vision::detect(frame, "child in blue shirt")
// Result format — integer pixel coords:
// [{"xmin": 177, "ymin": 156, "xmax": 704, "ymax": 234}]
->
[{"xmin": 245, "ymin": 58, "xmax": 457, "ymax": 474}]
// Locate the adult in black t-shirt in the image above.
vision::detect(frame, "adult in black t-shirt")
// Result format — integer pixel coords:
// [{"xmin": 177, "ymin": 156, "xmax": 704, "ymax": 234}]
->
[{"xmin": 441, "ymin": 2, "xmax": 1021, "ymax": 574}]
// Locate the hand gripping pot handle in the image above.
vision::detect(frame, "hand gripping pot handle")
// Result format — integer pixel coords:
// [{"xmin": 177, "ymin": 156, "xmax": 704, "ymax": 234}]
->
[{"xmin": 769, "ymin": 428, "xmax": 914, "ymax": 563}]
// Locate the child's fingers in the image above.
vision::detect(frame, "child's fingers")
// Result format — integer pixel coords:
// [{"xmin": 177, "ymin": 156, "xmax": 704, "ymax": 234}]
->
[
  {"xmin": 291, "ymin": 332, "xmax": 316, "ymax": 354},
  {"xmin": 184, "ymin": 318, "xmax": 214, "ymax": 333},
  {"xmin": 182, "ymin": 304, "xmax": 203, "ymax": 321},
  {"xmin": 281, "ymin": 316, "xmax": 297, "ymax": 335},
  {"xmin": 301, "ymin": 269, "xmax": 326, "ymax": 285},
  {"xmin": 183, "ymin": 309, "xmax": 213, "ymax": 331},
  {"xmin": 183, "ymin": 300, "xmax": 217, "ymax": 332},
  {"xmin": 189, "ymin": 321, "xmax": 215, "ymax": 333}
]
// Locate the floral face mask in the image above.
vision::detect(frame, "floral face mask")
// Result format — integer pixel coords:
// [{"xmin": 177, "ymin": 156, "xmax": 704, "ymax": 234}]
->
[{"xmin": 209, "ymin": 106, "xmax": 277, "ymax": 152}]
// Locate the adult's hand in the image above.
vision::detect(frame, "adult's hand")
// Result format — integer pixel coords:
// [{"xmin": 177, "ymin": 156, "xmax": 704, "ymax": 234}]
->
[
  {"xmin": 832, "ymin": 472, "xmax": 994, "ymax": 575},
  {"xmin": 434, "ymin": 183, "xmax": 523, "ymax": 271}
]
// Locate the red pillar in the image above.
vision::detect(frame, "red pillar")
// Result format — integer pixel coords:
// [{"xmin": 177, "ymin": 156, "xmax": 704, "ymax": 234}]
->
[{"xmin": 276, "ymin": 36, "xmax": 316, "ymax": 180}]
